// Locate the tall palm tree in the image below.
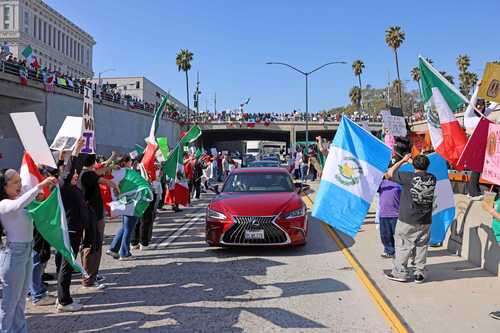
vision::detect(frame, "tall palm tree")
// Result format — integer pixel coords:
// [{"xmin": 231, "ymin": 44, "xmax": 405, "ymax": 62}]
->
[
  {"xmin": 349, "ymin": 86, "xmax": 361, "ymax": 107},
  {"xmin": 456, "ymin": 54, "xmax": 470, "ymax": 73},
  {"xmin": 410, "ymin": 67, "xmax": 420, "ymax": 83},
  {"xmin": 176, "ymin": 49, "xmax": 194, "ymax": 122},
  {"xmin": 385, "ymin": 26, "xmax": 405, "ymax": 109},
  {"xmin": 352, "ymin": 60, "xmax": 365, "ymax": 108}
]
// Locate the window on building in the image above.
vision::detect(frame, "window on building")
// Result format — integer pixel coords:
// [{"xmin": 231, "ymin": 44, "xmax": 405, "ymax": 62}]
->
[
  {"xmin": 66, "ymin": 35, "xmax": 69, "ymax": 56},
  {"xmin": 43, "ymin": 21, "xmax": 47, "ymax": 43},
  {"xmin": 136, "ymin": 81, "xmax": 140, "ymax": 89},
  {"xmin": 3, "ymin": 6, "xmax": 11, "ymax": 30},
  {"xmin": 48, "ymin": 25, "xmax": 52, "ymax": 46},
  {"xmin": 57, "ymin": 30, "xmax": 60, "ymax": 51},
  {"xmin": 23, "ymin": 10, "xmax": 29, "ymax": 33},
  {"xmin": 33, "ymin": 15, "xmax": 37, "ymax": 36},
  {"xmin": 38, "ymin": 18, "xmax": 41, "ymax": 40}
]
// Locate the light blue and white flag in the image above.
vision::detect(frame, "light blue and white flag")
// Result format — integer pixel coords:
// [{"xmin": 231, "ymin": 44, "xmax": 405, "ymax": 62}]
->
[
  {"xmin": 312, "ymin": 117, "xmax": 392, "ymax": 238},
  {"xmin": 400, "ymin": 153, "xmax": 455, "ymax": 244}
]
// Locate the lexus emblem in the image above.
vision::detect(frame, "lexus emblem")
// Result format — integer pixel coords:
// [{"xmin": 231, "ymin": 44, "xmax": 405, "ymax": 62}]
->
[{"xmin": 251, "ymin": 219, "xmax": 259, "ymax": 227}]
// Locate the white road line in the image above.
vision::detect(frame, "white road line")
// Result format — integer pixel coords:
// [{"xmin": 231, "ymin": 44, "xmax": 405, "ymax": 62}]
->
[{"xmin": 152, "ymin": 214, "xmax": 205, "ymax": 249}]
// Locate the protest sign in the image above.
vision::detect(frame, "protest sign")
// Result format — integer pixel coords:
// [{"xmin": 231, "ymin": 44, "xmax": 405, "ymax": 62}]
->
[
  {"xmin": 81, "ymin": 86, "xmax": 95, "ymax": 154},
  {"xmin": 10, "ymin": 112, "xmax": 56, "ymax": 168},
  {"xmin": 50, "ymin": 116, "xmax": 83, "ymax": 151},
  {"xmin": 482, "ymin": 123, "xmax": 500, "ymax": 185},
  {"xmin": 382, "ymin": 112, "xmax": 407, "ymax": 137},
  {"xmin": 478, "ymin": 62, "xmax": 500, "ymax": 104}
]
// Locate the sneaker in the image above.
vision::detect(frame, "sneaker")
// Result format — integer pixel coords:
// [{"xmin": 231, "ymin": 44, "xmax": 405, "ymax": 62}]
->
[
  {"xmin": 131, "ymin": 244, "xmax": 140, "ymax": 250},
  {"xmin": 381, "ymin": 253, "xmax": 394, "ymax": 259},
  {"xmin": 414, "ymin": 274, "xmax": 425, "ymax": 284},
  {"xmin": 83, "ymin": 282, "xmax": 106, "ymax": 290},
  {"xmin": 106, "ymin": 250, "xmax": 119, "ymax": 259},
  {"xmin": 96, "ymin": 275, "xmax": 106, "ymax": 283},
  {"xmin": 42, "ymin": 273, "xmax": 56, "ymax": 281},
  {"xmin": 139, "ymin": 244, "xmax": 149, "ymax": 251},
  {"xmin": 429, "ymin": 242, "xmax": 442, "ymax": 248},
  {"xmin": 490, "ymin": 311, "xmax": 500, "ymax": 320},
  {"xmin": 119, "ymin": 255, "xmax": 136, "ymax": 261},
  {"xmin": 384, "ymin": 272, "xmax": 409, "ymax": 282},
  {"xmin": 56, "ymin": 301, "xmax": 83, "ymax": 312},
  {"xmin": 33, "ymin": 295, "xmax": 56, "ymax": 306}
]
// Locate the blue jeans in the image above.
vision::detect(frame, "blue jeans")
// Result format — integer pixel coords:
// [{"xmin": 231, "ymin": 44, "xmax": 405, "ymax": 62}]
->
[
  {"xmin": 30, "ymin": 250, "xmax": 47, "ymax": 303},
  {"xmin": 0, "ymin": 242, "xmax": 32, "ymax": 333},
  {"xmin": 110, "ymin": 215, "xmax": 138, "ymax": 258},
  {"xmin": 300, "ymin": 164, "xmax": 308, "ymax": 181},
  {"xmin": 379, "ymin": 217, "xmax": 398, "ymax": 255}
]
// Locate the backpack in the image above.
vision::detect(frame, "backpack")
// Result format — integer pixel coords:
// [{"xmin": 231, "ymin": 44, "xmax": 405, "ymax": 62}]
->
[{"xmin": 409, "ymin": 172, "xmax": 436, "ymax": 210}]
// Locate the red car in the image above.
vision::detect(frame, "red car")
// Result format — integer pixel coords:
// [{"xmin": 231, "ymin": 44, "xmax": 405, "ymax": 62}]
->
[{"xmin": 206, "ymin": 167, "xmax": 308, "ymax": 246}]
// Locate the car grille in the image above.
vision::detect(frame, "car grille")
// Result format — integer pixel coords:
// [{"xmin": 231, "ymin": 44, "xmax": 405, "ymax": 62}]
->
[{"xmin": 221, "ymin": 215, "xmax": 289, "ymax": 245}]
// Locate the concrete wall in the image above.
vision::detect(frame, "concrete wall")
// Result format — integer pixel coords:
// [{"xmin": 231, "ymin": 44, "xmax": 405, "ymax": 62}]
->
[
  {"xmin": 0, "ymin": 72, "xmax": 181, "ymax": 168},
  {"xmin": 447, "ymin": 194, "xmax": 500, "ymax": 277}
]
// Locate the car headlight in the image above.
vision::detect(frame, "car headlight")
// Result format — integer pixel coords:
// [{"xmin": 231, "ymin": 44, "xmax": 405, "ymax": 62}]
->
[
  {"xmin": 282, "ymin": 206, "xmax": 306, "ymax": 219},
  {"xmin": 207, "ymin": 208, "xmax": 227, "ymax": 220}
]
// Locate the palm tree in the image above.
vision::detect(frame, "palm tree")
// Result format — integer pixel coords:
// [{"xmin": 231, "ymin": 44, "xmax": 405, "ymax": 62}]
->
[
  {"xmin": 176, "ymin": 49, "xmax": 194, "ymax": 122},
  {"xmin": 410, "ymin": 67, "xmax": 420, "ymax": 83},
  {"xmin": 456, "ymin": 54, "xmax": 470, "ymax": 73},
  {"xmin": 352, "ymin": 60, "xmax": 365, "ymax": 108},
  {"xmin": 385, "ymin": 26, "xmax": 405, "ymax": 109},
  {"xmin": 439, "ymin": 71, "xmax": 454, "ymax": 85},
  {"xmin": 349, "ymin": 86, "xmax": 361, "ymax": 106}
]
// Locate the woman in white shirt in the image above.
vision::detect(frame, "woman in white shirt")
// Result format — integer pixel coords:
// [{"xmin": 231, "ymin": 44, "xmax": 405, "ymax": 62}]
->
[{"xmin": 0, "ymin": 169, "xmax": 56, "ymax": 333}]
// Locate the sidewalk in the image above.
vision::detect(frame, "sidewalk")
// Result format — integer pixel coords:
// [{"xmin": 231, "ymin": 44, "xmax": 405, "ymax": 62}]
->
[{"xmin": 307, "ymin": 181, "xmax": 500, "ymax": 333}]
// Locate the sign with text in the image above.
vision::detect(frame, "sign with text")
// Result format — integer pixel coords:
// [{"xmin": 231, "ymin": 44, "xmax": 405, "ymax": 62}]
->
[
  {"xmin": 10, "ymin": 112, "xmax": 56, "ymax": 168},
  {"xmin": 81, "ymin": 86, "xmax": 95, "ymax": 154},
  {"xmin": 50, "ymin": 116, "xmax": 82, "ymax": 151},
  {"xmin": 478, "ymin": 62, "xmax": 500, "ymax": 104},
  {"xmin": 482, "ymin": 123, "xmax": 500, "ymax": 185},
  {"xmin": 382, "ymin": 112, "xmax": 407, "ymax": 137}
]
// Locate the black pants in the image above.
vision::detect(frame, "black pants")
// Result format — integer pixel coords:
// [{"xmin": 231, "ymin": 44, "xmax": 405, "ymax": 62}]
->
[
  {"xmin": 468, "ymin": 171, "xmax": 481, "ymax": 197},
  {"xmin": 131, "ymin": 193, "xmax": 156, "ymax": 247},
  {"xmin": 193, "ymin": 179, "xmax": 201, "ymax": 199},
  {"xmin": 57, "ymin": 230, "xmax": 82, "ymax": 305}
]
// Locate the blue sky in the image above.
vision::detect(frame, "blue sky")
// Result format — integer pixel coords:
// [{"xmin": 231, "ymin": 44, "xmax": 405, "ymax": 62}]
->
[{"xmin": 46, "ymin": 0, "xmax": 499, "ymax": 114}]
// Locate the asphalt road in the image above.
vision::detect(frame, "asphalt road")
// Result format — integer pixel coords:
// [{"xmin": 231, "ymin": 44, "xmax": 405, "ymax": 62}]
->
[{"xmin": 27, "ymin": 190, "xmax": 390, "ymax": 333}]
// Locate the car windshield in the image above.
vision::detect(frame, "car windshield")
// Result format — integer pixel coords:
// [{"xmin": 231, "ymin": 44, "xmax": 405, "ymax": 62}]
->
[
  {"xmin": 223, "ymin": 172, "xmax": 294, "ymax": 193},
  {"xmin": 249, "ymin": 161, "xmax": 280, "ymax": 167}
]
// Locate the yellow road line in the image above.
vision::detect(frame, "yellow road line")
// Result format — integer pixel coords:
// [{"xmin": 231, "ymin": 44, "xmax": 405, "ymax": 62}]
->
[{"xmin": 302, "ymin": 194, "xmax": 410, "ymax": 333}]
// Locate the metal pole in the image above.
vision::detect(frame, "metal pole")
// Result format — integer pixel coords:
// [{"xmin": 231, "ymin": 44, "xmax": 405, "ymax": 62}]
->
[{"xmin": 305, "ymin": 73, "xmax": 309, "ymax": 143}]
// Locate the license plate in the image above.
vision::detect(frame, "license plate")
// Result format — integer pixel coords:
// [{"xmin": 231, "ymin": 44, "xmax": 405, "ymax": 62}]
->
[{"xmin": 245, "ymin": 230, "xmax": 265, "ymax": 240}]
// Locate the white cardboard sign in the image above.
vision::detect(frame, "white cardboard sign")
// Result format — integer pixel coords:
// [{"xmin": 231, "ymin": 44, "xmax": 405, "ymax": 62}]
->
[
  {"xmin": 382, "ymin": 113, "xmax": 407, "ymax": 137},
  {"xmin": 10, "ymin": 112, "xmax": 56, "ymax": 168},
  {"xmin": 81, "ymin": 86, "xmax": 95, "ymax": 154},
  {"xmin": 50, "ymin": 116, "xmax": 83, "ymax": 151}
]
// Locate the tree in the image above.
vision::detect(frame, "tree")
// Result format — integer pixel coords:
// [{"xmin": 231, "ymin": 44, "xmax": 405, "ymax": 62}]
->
[
  {"xmin": 457, "ymin": 54, "xmax": 470, "ymax": 73},
  {"xmin": 349, "ymin": 86, "xmax": 361, "ymax": 107},
  {"xmin": 352, "ymin": 60, "xmax": 365, "ymax": 108},
  {"xmin": 385, "ymin": 26, "xmax": 406, "ymax": 110},
  {"xmin": 456, "ymin": 54, "xmax": 476, "ymax": 97},
  {"xmin": 439, "ymin": 71, "xmax": 454, "ymax": 85},
  {"xmin": 410, "ymin": 67, "xmax": 420, "ymax": 83},
  {"xmin": 176, "ymin": 49, "xmax": 194, "ymax": 122}
]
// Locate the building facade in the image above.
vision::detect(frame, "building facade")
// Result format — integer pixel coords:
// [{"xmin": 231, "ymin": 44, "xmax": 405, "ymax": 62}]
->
[
  {"xmin": 93, "ymin": 76, "xmax": 189, "ymax": 115},
  {"xmin": 0, "ymin": 0, "xmax": 95, "ymax": 78}
]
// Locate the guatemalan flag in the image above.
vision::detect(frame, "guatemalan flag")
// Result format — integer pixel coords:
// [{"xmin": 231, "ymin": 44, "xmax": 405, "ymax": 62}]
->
[
  {"xmin": 400, "ymin": 153, "xmax": 455, "ymax": 244},
  {"xmin": 312, "ymin": 117, "xmax": 392, "ymax": 238}
]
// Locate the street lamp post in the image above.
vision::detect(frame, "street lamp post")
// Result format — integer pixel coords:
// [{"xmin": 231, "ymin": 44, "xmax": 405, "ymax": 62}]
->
[{"xmin": 266, "ymin": 61, "xmax": 346, "ymax": 143}]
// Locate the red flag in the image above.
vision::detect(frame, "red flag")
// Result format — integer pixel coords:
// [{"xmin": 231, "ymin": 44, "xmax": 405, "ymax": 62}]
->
[
  {"xmin": 19, "ymin": 152, "xmax": 49, "ymax": 198},
  {"xmin": 141, "ymin": 142, "xmax": 158, "ymax": 181},
  {"xmin": 456, "ymin": 118, "xmax": 492, "ymax": 172},
  {"xmin": 164, "ymin": 182, "xmax": 190, "ymax": 207},
  {"xmin": 179, "ymin": 131, "xmax": 187, "ymax": 139}
]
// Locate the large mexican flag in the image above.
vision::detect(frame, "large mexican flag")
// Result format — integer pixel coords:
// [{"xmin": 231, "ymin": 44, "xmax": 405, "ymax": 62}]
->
[
  {"xmin": 27, "ymin": 187, "xmax": 85, "ymax": 274},
  {"xmin": 418, "ymin": 56, "xmax": 468, "ymax": 167}
]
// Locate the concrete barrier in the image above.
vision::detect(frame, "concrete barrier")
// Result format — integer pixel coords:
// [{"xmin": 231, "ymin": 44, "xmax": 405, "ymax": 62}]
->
[{"xmin": 447, "ymin": 194, "xmax": 500, "ymax": 277}]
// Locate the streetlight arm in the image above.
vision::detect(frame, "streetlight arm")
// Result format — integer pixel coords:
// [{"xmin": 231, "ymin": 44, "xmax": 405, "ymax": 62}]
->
[
  {"xmin": 307, "ymin": 61, "xmax": 347, "ymax": 75},
  {"xmin": 266, "ymin": 62, "xmax": 307, "ymax": 76}
]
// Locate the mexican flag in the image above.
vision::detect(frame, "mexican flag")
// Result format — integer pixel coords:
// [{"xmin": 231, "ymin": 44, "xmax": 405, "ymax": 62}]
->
[
  {"xmin": 21, "ymin": 45, "xmax": 33, "ymax": 62},
  {"xmin": 418, "ymin": 56, "xmax": 467, "ymax": 167},
  {"xmin": 148, "ymin": 95, "xmax": 169, "ymax": 142},
  {"xmin": 141, "ymin": 142, "xmax": 158, "ymax": 181},
  {"xmin": 19, "ymin": 152, "xmax": 50, "ymax": 198},
  {"xmin": 109, "ymin": 169, "xmax": 153, "ymax": 217},
  {"xmin": 27, "ymin": 187, "xmax": 86, "ymax": 274}
]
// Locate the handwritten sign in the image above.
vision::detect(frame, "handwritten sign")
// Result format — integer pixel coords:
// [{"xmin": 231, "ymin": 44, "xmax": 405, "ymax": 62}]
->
[
  {"xmin": 482, "ymin": 123, "xmax": 500, "ymax": 185},
  {"xmin": 81, "ymin": 86, "xmax": 95, "ymax": 154},
  {"xmin": 382, "ymin": 112, "xmax": 407, "ymax": 137},
  {"xmin": 478, "ymin": 62, "xmax": 500, "ymax": 104}
]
